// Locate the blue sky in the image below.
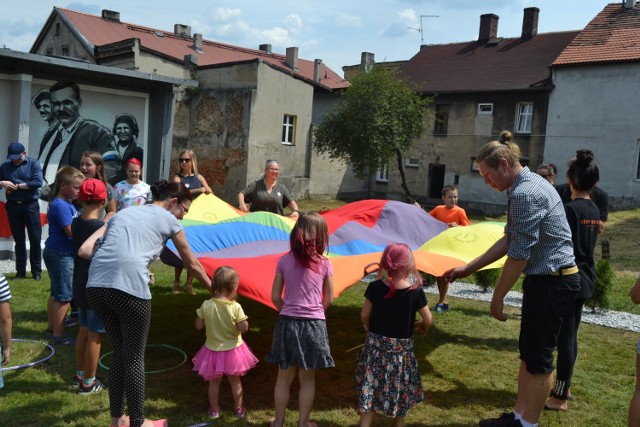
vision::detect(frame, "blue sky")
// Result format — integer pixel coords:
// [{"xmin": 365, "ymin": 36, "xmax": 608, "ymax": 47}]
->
[{"xmin": 1, "ymin": 1, "xmax": 612, "ymax": 75}]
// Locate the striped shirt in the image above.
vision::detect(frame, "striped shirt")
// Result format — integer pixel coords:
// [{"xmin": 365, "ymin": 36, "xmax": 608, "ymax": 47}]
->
[
  {"xmin": 0, "ymin": 274, "xmax": 11, "ymax": 302},
  {"xmin": 505, "ymin": 167, "xmax": 575, "ymax": 275}
]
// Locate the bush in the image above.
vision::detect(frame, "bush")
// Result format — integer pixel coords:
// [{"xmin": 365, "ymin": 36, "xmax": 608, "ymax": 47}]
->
[
  {"xmin": 586, "ymin": 258, "xmax": 613, "ymax": 312},
  {"xmin": 474, "ymin": 268, "xmax": 501, "ymax": 292}
]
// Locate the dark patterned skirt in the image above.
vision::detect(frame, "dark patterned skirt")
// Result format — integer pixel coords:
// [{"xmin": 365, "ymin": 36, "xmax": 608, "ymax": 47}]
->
[
  {"xmin": 355, "ymin": 331, "xmax": 424, "ymax": 417},
  {"xmin": 266, "ymin": 315, "xmax": 335, "ymax": 370}
]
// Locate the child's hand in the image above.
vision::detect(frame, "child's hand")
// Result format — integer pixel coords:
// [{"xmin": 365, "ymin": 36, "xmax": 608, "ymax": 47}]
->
[
  {"xmin": 448, "ymin": 222, "xmax": 459, "ymax": 227},
  {"xmin": 414, "ymin": 320, "xmax": 428, "ymax": 335}
]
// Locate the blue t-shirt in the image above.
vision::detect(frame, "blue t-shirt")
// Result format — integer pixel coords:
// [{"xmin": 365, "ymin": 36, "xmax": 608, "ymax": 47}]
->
[{"xmin": 45, "ymin": 197, "xmax": 77, "ymax": 253}]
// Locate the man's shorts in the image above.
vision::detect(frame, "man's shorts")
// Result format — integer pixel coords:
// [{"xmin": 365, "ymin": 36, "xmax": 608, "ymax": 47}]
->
[
  {"xmin": 519, "ymin": 272, "xmax": 580, "ymax": 374},
  {"xmin": 78, "ymin": 307, "xmax": 106, "ymax": 334}
]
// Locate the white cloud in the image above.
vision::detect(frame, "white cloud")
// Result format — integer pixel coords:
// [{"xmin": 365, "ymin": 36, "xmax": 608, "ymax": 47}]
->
[
  {"xmin": 335, "ymin": 13, "xmax": 362, "ymax": 28},
  {"xmin": 284, "ymin": 14, "xmax": 302, "ymax": 31},
  {"xmin": 213, "ymin": 8, "xmax": 241, "ymax": 21},
  {"xmin": 382, "ymin": 8, "xmax": 418, "ymax": 38}
]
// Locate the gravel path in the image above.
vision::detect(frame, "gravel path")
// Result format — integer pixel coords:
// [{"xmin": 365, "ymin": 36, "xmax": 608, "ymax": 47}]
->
[
  {"xmin": 2, "ymin": 259, "xmax": 637, "ymax": 333},
  {"xmin": 424, "ymin": 282, "xmax": 640, "ymax": 333}
]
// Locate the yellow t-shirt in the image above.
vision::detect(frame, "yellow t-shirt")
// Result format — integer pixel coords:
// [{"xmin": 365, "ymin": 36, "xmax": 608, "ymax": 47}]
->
[{"xmin": 196, "ymin": 298, "xmax": 248, "ymax": 351}]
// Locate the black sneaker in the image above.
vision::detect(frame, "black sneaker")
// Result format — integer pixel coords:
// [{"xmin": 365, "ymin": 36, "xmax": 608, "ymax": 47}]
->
[
  {"xmin": 78, "ymin": 379, "xmax": 106, "ymax": 395},
  {"xmin": 72, "ymin": 373, "xmax": 82, "ymax": 386},
  {"xmin": 479, "ymin": 412, "xmax": 516, "ymax": 427}
]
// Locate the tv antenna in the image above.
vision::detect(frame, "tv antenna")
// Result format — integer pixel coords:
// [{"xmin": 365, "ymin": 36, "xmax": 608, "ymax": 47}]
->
[{"xmin": 407, "ymin": 14, "xmax": 439, "ymax": 45}]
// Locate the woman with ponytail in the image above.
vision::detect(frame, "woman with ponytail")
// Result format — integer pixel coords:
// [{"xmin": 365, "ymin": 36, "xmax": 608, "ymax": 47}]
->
[{"xmin": 79, "ymin": 180, "xmax": 212, "ymax": 427}]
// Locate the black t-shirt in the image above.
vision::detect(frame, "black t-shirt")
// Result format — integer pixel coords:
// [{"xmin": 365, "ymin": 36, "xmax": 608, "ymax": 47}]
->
[
  {"xmin": 564, "ymin": 198, "xmax": 600, "ymax": 299},
  {"xmin": 72, "ymin": 217, "xmax": 105, "ymax": 308},
  {"xmin": 556, "ymin": 183, "xmax": 609, "ymax": 221},
  {"xmin": 365, "ymin": 279, "xmax": 427, "ymax": 339}
]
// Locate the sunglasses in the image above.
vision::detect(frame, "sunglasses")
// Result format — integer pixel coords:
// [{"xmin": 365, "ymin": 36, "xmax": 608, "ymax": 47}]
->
[{"xmin": 179, "ymin": 158, "xmax": 191, "ymax": 163}]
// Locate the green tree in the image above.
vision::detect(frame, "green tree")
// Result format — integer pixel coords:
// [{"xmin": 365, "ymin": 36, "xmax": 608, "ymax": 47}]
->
[{"xmin": 314, "ymin": 66, "xmax": 431, "ymax": 202}]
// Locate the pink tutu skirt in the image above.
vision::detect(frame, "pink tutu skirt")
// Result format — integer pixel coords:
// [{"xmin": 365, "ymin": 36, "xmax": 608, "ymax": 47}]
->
[{"xmin": 192, "ymin": 341, "xmax": 259, "ymax": 380}]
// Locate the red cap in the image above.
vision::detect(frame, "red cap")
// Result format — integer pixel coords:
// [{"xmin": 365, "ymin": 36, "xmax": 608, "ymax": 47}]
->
[{"xmin": 78, "ymin": 178, "xmax": 107, "ymax": 202}]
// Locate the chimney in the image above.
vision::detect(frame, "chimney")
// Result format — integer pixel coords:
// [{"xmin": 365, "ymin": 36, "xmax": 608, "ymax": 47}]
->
[
  {"xmin": 625, "ymin": 0, "xmax": 636, "ymax": 8},
  {"xmin": 314, "ymin": 59, "xmax": 323, "ymax": 82},
  {"xmin": 184, "ymin": 54, "xmax": 198, "ymax": 66},
  {"xmin": 478, "ymin": 14, "xmax": 499, "ymax": 43},
  {"xmin": 193, "ymin": 33, "xmax": 202, "ymax": 52},
  {"xmin": 521, "ymin": 7, "xmax": 539, "ymax": 40},
  {"xmin": 285, "ymin": 47, "xmax": 299, "ymax": 71},
  {"xmin": 259, "ymin": 44, "xmax": 272, "ymax": 54},
  {"xmin": 102, "ymin": 9, "xmax": 120, "ymax": 22},
  {"xmin": 361, "ymin": 52, "xmax": 375, "ymax": 73},
  {"xmin": 174, "ymin": 24, "xmax": 191, "ymax": 37}
]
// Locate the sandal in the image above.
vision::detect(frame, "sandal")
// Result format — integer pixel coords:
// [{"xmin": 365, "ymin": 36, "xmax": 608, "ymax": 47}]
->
[
  {"xmin": 171, "ymin": 282, "xmax": 181, "ymax": 294},
  {"xmin": 184, "ymin": 284, "xmax": 194, "ymax": 295}
]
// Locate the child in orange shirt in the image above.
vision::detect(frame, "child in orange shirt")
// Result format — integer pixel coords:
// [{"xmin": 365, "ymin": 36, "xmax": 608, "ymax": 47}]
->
[{"xmin": 429, "ymin": 185, "xmax": 470, "ymax": 313}]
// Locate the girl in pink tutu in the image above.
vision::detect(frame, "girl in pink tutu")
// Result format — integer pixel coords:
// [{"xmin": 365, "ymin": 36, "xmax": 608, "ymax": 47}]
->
[{"xmin": 192, "ymin": 266, "xmax": 258, "ymax": 420}]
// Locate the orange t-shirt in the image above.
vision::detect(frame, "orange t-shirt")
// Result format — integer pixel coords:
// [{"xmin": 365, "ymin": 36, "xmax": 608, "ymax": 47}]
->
[{"xmin": 429, "ymin": 205, "xmax": 470, "ymax": 227}]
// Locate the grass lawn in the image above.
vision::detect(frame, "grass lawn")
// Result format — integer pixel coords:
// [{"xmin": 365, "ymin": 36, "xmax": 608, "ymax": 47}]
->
[{"xmin": 1, "ymin": 201, "xmax": 638, "ymax": 426}]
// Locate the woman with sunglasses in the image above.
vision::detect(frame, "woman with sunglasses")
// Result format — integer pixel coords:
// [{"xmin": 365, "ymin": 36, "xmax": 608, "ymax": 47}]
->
[
  {"xmin": 170, "ymin": 149, "xmax": 211, "ymax": 294},
  {"xmin": 81, "ymin": 180, "xmax": 211, "ymax": 427}
]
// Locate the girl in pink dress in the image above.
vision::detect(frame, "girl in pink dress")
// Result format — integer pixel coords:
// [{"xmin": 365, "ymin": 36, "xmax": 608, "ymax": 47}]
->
[{"xmin": 192, "ymin": 266, "xmax": 258, "ymax": 420}]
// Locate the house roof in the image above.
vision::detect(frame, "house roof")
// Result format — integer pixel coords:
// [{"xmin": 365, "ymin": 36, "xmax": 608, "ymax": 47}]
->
[
  {"xmin": 553, "ymin": 3, "xmax": 640, "ymax": 67},
  {"xmin": 35, "ymin": 8, "xmax": 349, "ymax": 91},
  {"xmin": 399, "ymin": 31, "xmax": 579, "ymax": 94}
]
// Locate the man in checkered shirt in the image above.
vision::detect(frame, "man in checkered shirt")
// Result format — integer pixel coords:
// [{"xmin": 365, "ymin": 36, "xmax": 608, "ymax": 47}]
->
[{"xmin": 445, "ymin": 137, "xmax": 579, "ymax": 427}]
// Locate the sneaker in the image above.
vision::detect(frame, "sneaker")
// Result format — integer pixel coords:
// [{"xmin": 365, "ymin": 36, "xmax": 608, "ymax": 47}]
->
[
  {"xmin": 172, "ymin": 282, "xmax": 182, "ymax": 294},
  {"xmin": 65, "ymin": 316, "xmax": 78, "ymax": 327},
  {"xmin": 435, "ymin": 303, "xmax": 449, "ymax": 313},
  {"xmin": 51, "ymin": 333, "xmax": 75, "ymax": 346},
  {"xmin": 45, "ymin": 328, "xmax": 53, "ymax": 338},
  {"xmin": 184, "ymin": 284, "xmax": 194, "ymax": 295},
  {"xmin": 72, "ymin": 373, "xmax": 83, "ymax": 386},
  {"xmin": 479, "ymin": 412, "xmax": 516, "ymax": 427},
  {"xmin": 78, "ymin": 379, "xmax": 106, "ymax": 395},
  {"xmin": 208, "ymin": 407, "xmax": 220, "ymax": 419},
  {"xmin": 233, "ymin": 406, "xmax": 247, "ymax": 418}
]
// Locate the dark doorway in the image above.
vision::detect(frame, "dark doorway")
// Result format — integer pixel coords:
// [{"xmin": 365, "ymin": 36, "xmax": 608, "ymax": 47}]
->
[{"xmin": 428, "ymin": 164, "xmax": 445, "ymax": 198}]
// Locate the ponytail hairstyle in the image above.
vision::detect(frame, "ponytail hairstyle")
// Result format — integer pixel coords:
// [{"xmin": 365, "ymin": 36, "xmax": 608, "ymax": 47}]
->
[
  {"xmin": 379, "ymin": 243, "xmax": 422, "ymax": 299},
  {"xmin": 149, "ymin": 180, "xmax": 191, "ymax": 204},
  {"xmin": 477, "ymin": 130, "xmax": 521, "ymax": 169},
  {"xmin": 566, "ymin": 149, "xmax": 599, "ymax": 192},
  {"xmin": 289, "ymin": 211, "xmax": 329, "ymax": 272},
  {"xmin": 49, "ymin": 165, "xmax": 84, "ymax": 201}
]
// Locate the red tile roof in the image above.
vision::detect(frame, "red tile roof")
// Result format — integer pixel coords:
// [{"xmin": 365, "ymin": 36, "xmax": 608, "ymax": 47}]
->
[
  {"xmin": 54, "ymin": 8, "xmax": 349, "ymax": 90},
  {"xmin": 399, "ymin": 31, "xmax": 579, "ymax": 94},
  {"xmin": 554, "ymin": 3, "xmax": 640, "ymax": 66}
]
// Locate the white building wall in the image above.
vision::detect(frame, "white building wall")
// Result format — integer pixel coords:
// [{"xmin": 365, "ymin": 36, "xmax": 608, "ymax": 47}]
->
[{"xmin": 545, "ymin": 64, "xmax": 640, "ymax": 208}]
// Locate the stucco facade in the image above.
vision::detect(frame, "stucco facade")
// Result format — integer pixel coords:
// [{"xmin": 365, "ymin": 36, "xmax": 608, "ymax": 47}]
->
[{"xmin": 545, "ymin": 64, "xmax": 640, "ymax": 209}]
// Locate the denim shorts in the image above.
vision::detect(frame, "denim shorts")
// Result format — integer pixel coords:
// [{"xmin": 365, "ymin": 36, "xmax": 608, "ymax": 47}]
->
[
  {"xmin": 78, "ymin": 307, "xmax": 105, "ymax": 334},
  {"xmin": 43, "ymin": 247, "xmax": 74, "ymax": 302}
]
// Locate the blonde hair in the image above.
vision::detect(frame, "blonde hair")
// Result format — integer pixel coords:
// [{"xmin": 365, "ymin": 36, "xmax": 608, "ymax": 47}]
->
[
  {"xmin": 49, "ymin": 166, "xmax": 84, "ymax": 200},
  {"xmin": 175, "ymin": 149, "xmax": 199, "ymax": 175},
  {"xmin": 477, "ymin": 132, "xmax": 521, "ymax": 169},
  {"xmin": 212, "ymin": 266, "xmax": 239, "ymax": 299}
]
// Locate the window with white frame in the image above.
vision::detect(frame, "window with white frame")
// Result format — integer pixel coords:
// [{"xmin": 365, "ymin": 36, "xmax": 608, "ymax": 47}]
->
[
  {"xmin": 515, "ymin": 102, "xmax": 533, "ymax": 134},
  {"xmin": 405, "ymin": 158, "xmax": 419, "ymax": 168},
  {"xmin": 376, "ymin": 163, "xmax": 389, "ymax": 182},
  {"xmin": 282, "ymin": 114, "xmax": 296, "ymax": 145},
  {"xmin": 478, "ymin": 103, "xmax": 493, "ymax": 115}
]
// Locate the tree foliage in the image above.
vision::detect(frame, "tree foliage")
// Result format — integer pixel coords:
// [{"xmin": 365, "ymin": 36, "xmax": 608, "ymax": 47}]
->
[{"xmin": 314, "ymin": 66, "xmax": 430, "ymax": 200}]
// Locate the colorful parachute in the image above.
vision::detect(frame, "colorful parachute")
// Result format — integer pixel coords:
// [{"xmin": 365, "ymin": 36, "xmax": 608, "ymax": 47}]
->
[{"xmin": 162, "ymin": 194, "xmax": 506, "ymax": 309}]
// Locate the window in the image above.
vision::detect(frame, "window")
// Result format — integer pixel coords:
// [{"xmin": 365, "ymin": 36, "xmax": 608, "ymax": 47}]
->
[
  {"xmin": 376, "ymin": 162, "xmax": 389, "ymax": 182},
  {"xmin": 433, "ymin": 104, "xmax": 449, "ymax": 135},
  {"xmin": 282, "ymin": 114, "xmax": 296, "ymax": 145},
  {"xmin": 470, "ymin": 157, "xmax": 479, "ymax": 172},
  {"xmin": 55, "ymin": 23, "xmax": 60, "ymax": 36},
  {"xmin": 515, "ymin": 102, "xmax": 533, "ymax": 134},
  {"xmin": 45, "ymin": 48, "xmax": 53, "ymax": 56},
  {"xmin": 636, "ymin": 140, "xmax": 640, "ymax": 179},
  {"xmin": 405, "ymin": 158, "xmax": 419, "ymax": 168},
  {"xmin": 61, "ymin": 46, "xmax": 69, "ymax": 56},
  {"xmin": 478, "ymin": 103, "xmax": 493, "ymax": 115}
]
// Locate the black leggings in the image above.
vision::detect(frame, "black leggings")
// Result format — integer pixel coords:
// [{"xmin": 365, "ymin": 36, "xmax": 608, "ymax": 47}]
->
[
  {"xmin": 553, "ymin": 297, "xmax": 587, "ymax": 399},
  {"xmin": 87, "ymin": 288, "xmax": 151, "ymax": 427}
]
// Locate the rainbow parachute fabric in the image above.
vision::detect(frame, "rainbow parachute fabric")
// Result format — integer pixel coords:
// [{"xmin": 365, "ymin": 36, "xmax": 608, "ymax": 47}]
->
[{"xmin": 162, "ymin": 194, "xmax": 506, "ymax": 309}]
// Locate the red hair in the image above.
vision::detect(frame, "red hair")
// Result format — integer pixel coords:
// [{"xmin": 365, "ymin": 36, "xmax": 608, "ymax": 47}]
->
[{"xmin": 127, "ymin": 158, "xmax": 142, "ymax": 167}]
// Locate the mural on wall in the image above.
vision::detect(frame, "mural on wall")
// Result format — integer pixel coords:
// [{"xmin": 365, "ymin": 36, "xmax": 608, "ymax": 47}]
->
[{"xmin": 30, "ymin": 80, "xmax": 147, "ymax": 192}]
